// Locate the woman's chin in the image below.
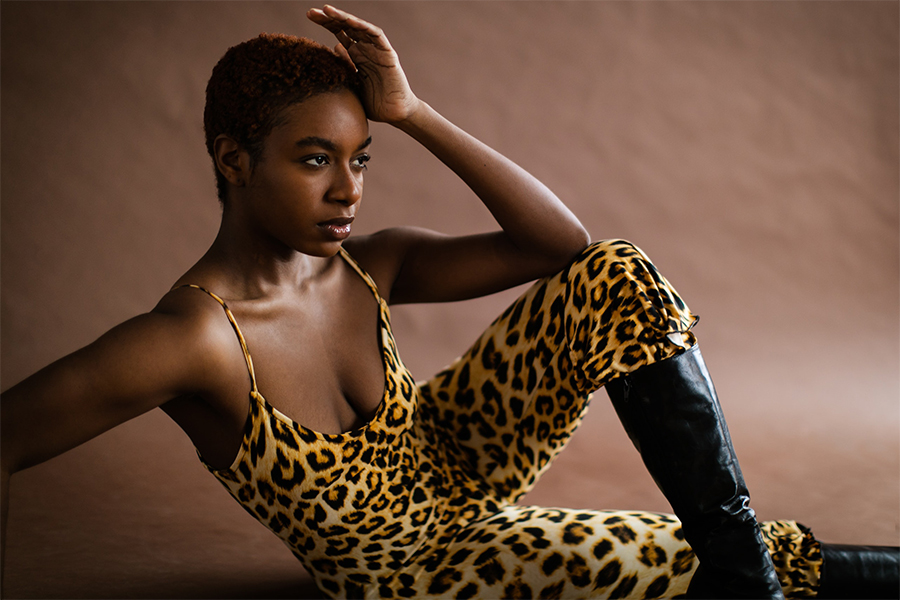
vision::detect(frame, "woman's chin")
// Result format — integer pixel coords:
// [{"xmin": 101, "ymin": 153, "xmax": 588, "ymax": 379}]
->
[{"xmin": 295, "ymin": 239, "xmax": 346, "ymax": 258}]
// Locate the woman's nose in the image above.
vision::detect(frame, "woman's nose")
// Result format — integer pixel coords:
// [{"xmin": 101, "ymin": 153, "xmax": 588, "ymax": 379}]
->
[{"xmin": 327, "ymin": 166, "xmax": 362, "ymax": 205}]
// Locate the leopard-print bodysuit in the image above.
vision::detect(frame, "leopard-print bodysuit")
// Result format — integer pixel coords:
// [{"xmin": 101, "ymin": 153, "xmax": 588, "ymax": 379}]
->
[{"xmin": 182, "ymin": 240, "xmax": 822, "ymax": 598}]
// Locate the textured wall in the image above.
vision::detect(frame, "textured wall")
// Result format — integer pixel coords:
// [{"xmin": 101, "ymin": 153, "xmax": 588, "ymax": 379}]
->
[{"xmin": 2, "ymin": 1, "xmax": 897, "ymax": 597}]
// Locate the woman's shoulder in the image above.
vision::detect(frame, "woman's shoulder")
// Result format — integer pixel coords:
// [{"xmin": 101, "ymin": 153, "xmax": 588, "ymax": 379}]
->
[
  {"xmin": 145, "ymin": 283, "xmax": 255, "ymax": 399},
  {"xmin": 161, "ymin": 257, "xmax": 247, "ymax": 331},
  {"xmin": 342, "ymin": 226, "xmax": 440, "ymax": 303},
  {"xmin": 154, "ymin": 283, "xmax": 243, "ymax": 347}
]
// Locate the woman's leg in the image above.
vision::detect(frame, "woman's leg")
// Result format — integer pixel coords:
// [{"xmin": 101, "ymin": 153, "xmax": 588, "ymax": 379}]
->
[
  {"xmin": 604, "ymin": 345, "xmax": 783, "ymax": 598},
  {"xmin": 418, "ymin": 239, "xmax": 697, "ymax": 501},
  {"xmin": 418, "ymin": 239, "xmax": 783, "ymax": 597},
  {"xmin": 382, "ymin": 506, "xmax": 821, "ymax": 599},
  {"xmin": 816, "ymin": 543, "xmax": 900, "ymax": 599}
]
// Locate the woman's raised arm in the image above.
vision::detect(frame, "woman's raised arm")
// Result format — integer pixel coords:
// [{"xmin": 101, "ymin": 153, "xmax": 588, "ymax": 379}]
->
[{"xmin": 309, "ymin": 6, "xmax": 591, "ymax": 304}]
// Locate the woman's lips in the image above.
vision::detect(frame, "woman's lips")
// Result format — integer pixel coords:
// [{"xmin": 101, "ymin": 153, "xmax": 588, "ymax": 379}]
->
[{"xmin": 318, "ymin": 216, "xmax": 354, "ymax": 240}]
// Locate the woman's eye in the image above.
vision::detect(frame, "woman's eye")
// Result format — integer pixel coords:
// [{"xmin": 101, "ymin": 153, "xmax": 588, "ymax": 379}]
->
[
  {"xmin": 353, "ymin": 154, "xmax": 371, "ymax": 170},
  {"xmin": 304, "ymin": 155, "xmax": 328, "ymax": 167}
]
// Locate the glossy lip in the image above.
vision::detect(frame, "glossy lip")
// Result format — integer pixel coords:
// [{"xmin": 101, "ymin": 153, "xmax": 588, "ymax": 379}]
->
[{"xmin": 318, "ymin": 216, "xmax": 354, "ymax": 240}]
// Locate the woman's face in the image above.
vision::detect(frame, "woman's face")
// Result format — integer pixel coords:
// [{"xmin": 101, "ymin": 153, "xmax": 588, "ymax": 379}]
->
[{"xmin": 243, "ymin": 89, "xmax": 371, "ymax": 257}]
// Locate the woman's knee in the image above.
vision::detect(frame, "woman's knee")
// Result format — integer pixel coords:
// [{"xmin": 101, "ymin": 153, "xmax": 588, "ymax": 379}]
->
[
  {"xmin": 563, "ymin": 239, "xmax": 698, "ymax": 380},
  {"xmin": 567, "ymin": 239, "xmax": 659, "ymax": 290},
  {"xmin": 564, "ymin": 239, "xmax": 681, "ymax": 323}
]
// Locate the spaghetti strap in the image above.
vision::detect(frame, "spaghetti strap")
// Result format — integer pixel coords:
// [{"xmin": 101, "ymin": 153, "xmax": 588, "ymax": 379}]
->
[
  {"xmin": 338, "ymin": 247, "xmax": 383, "ymax": 303},
  {"xmin": 172, "ymin": 284, "xmax": 259, "ymax": 394}
]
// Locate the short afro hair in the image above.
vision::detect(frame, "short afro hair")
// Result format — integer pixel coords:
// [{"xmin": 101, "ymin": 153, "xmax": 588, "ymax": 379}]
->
[{"xmin": 204, "ymin": 33, "xmax": 362, "ymax": 203}]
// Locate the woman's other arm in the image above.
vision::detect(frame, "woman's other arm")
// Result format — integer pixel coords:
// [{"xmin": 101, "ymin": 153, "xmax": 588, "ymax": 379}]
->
[
  {"xmin": 309, "ymin": 6, "xmax": 590, "ymax": 304},
  {"xmin": 0, "ymin": 295, "xmax": 235, "ymax": 579}
]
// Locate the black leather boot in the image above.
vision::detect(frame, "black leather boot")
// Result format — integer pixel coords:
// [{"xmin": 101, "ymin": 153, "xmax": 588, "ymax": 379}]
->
[
  {"xmin": 817, "ymin": 543, "xmax": 899, "ymax": 599},
  {"xmin": 605, "ymin": 345, "xmax": 785, "ymax": 599}
]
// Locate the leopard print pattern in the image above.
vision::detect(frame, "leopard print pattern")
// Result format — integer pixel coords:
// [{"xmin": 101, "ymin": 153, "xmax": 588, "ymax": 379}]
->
[
  {"xmin": 761, "ymin": 520, "xmax": 822, "ymax": 597},
  {"xmin": 191, "ymin": 240, "xmax": 822, "ymax": 598}
]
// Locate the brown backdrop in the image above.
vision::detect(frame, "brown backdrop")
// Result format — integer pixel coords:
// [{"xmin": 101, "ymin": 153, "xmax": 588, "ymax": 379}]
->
[{"xmin": 2, "ymin": 1, "xmax": 898, "ymax": 597}]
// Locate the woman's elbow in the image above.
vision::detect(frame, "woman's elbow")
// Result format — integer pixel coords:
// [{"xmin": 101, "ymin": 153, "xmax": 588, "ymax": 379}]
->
[
  {"xmin": 573, "ymin": 225, "xmax": 592, "ymax": 254},
  {"xmin": 535, "ymin": 226, "xmax": 591, "ymax": 275},
  {"xmin": 556, "ymin": 225, "xmax": 592, "ymax": 266}
]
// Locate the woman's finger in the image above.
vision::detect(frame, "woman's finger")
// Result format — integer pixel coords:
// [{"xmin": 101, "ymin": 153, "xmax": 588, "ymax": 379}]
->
[
  {"xmin": 307, "ymin": 14, "xmax": 372, "ymax": 52},
  {"xmin": 306, "ymin": 9, "xmax": 348, "ymax": 37},
  {"xmin": 333, "ymin": 42, "xmax": 354, "ymax": 65},
  {"xmin": 321, "ymin": 5, "xmax": 376, "ymax": 32},
  {"xmin": 306, "ymin": 9, "xmax": 345, "ymax": 35},
  {"xmin": 335, "ymin": 29, "xmax": 355, "ymax": 50},
  {"xmin": 309, "ymin": 5, "xmax": 392, "ymax": 51}
]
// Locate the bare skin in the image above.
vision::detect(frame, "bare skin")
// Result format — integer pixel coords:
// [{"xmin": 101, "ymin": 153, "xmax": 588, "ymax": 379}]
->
[{"xmin": 0, "ymin": 4, "xmax": 590, "ymax": 582}]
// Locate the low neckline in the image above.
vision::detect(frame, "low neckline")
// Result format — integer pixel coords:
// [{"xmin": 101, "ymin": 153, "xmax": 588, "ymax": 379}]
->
[
  {"xmin": 251, "ymin": 247, "xmax": 392, "ymax": 442},
  {"xmin": 179, "ymin": 247, "xmax": 393, "ymax": 473}
]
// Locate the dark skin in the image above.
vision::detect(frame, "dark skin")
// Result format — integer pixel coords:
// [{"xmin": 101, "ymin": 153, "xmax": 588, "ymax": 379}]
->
[{"xmin": 0, "ymin": 4, "xmax": 590, "ymax": 580}]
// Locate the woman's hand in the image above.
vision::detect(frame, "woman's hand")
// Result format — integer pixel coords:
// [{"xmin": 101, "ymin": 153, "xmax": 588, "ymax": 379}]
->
[
  {"xmin": 312, "ymin": 6, "xmax": 589, "ymax": 304},
  {"xmin": 307, "ymin": 5, "xmax": 421, "ymax": 124}
]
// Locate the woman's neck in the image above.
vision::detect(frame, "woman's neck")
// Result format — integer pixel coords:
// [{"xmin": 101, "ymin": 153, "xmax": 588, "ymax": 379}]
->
[{"xmin": 197, "ymin": 210, "xmax": 335, "ymax": 301}]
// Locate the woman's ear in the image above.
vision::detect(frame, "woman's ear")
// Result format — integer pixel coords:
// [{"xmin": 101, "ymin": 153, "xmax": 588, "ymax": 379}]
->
[{"xmin": 213, "ymin": 134, "xmax": 251, "ymax": 187}]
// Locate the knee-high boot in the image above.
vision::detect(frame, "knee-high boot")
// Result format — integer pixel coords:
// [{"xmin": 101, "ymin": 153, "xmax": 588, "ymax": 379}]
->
[
  {"xmin": 817, "ymin": 543, "xmax": 899, "ymax": 599},
  {"xmin": 604, "ymin": 345, "xmax": 785, "ymax": 599}
]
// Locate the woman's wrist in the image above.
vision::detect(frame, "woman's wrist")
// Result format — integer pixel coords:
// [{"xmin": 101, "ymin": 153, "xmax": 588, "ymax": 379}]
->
[{"xmin": 389, "ymin": 98, "xmax": 431, "ymax": 134}]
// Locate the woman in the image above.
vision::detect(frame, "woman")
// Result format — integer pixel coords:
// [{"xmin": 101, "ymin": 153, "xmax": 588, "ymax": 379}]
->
[{"xmin": 2, "ymin": 5, "xmax": 896, "ymax": 599}]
